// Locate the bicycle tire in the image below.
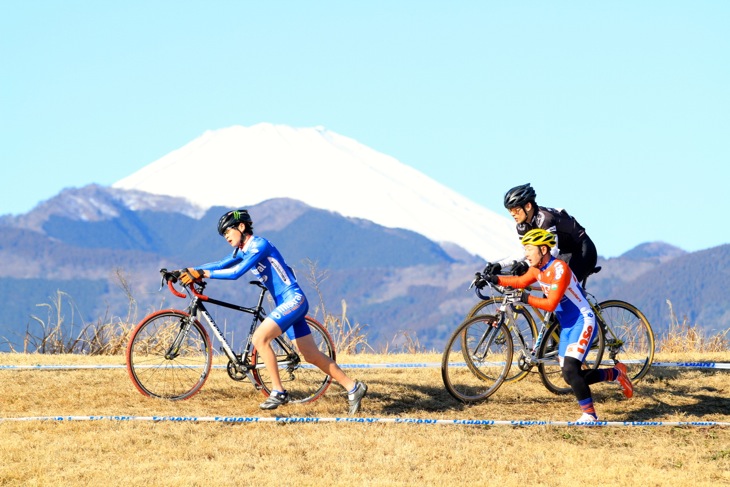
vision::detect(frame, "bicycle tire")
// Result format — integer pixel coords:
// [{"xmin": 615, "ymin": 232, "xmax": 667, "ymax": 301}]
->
[
  {"xmin": 596, "ymin": 300, "xmax": 655, "ymax": 383},
  {"xmin": 251, "ymin": 316, "xmax": 335, "ymax": 404},
  {"xmin": 466, "ymin": 298, "xmax": 538, "ymax": 382},
  {"xmin": 126, "ymin": 310, "xmax": 212, "ymax": 400},
  {"xmin": 441, "ymin": 315, "xmax": 513, "ymax": 404},
  {"xmin": 537, "ymin": 319, "xmax": 605, "ymax": 395}
]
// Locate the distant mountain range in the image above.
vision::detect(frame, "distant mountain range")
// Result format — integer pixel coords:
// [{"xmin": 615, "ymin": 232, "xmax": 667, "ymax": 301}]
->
[
  {"xmin": 1, "ymin": 185, "xmax": 727, "ymax": 352},
  {"xmin": 2, "ymin": 124, "xmax": 727, "ymax": 351}
]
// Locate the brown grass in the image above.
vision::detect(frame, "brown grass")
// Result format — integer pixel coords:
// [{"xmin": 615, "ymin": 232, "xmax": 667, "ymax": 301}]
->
[
  {"xmin": 660, "ymin": 300, "xmax": 730, "ymax": 353},
  {"xmin": 1, "ymin": 351, "xmax": 729, "ymax": 486},
  {"xmin": 1, "ymin": 278, "xmax": 728, "ymax": 484}
]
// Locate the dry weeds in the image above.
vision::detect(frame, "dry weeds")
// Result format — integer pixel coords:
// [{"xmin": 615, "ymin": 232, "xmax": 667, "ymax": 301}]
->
[
  {"xmin": 661, "ymin": 300, "xmax": 729, "ymax": 353},
  {"xmin": 1, "ymin": 351, "xmax": 728, "ymax": 486},
  {"xmin": 1, "ymin": 279, "xmax": 729, "ymax": 485}
]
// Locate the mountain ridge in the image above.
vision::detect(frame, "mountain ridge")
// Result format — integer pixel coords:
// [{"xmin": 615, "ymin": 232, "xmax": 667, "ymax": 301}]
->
[
  {"xmin": 1, "ymin": 123, "xmax": 726, "ymax": 351},
  {"xmin": 1, "ymin": 187, "xmax": 726, "ymax": 352}
]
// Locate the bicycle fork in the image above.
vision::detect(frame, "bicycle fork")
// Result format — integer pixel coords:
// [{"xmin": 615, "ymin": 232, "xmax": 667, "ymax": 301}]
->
[
  {"xmin": 470, "ymin": 308, "xmax": 512, "ymax": 363},
  {"xmin": 165, "ymin": 315, "xmax": 196, "ymax": 360}
]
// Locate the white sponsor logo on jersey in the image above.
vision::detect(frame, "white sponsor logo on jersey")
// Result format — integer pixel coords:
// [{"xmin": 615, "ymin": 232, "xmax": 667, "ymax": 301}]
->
[{"xmin": 269, "ymin": 257, "xmax": 291, "ymax": 286}]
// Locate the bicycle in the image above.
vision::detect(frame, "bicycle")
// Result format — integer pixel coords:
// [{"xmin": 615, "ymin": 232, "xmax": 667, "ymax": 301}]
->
[
  {"xmin": 465, "ymin": 263, "xmax": 655, "ymax": 389},
  {"xmin": 442, "ymin": 280, "xmax": 583, "ymax": 403},
  {"xmin": 126, "ymin": 269, "xmax": 336, "ymax": 402}
]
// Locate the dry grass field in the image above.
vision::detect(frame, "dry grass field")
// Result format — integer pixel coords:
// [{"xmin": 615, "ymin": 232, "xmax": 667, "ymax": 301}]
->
[{"xmin": 1, "ymin": 351, "xmax": 728, "ymax": 486}]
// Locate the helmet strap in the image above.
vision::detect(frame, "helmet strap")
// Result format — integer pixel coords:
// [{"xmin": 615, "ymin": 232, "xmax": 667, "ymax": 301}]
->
[{"xmin": 524, "ymin": 202, "xmax": 535, "ymax": 220}]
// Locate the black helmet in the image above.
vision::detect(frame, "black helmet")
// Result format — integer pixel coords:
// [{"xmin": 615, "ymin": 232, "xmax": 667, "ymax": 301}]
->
[
  {"xmin": 217, "ymin": 209, "xmax": 253, "ymax": 236},
  {"xmin": 503, "ymin": 183, "xmax": 536, "ymax": 209}
]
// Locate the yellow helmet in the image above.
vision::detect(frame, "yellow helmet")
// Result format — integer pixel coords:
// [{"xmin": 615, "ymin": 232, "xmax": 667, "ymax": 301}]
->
[{"xmin": 521, "ymin": 228, "xmax": 556, "ymax": 248}]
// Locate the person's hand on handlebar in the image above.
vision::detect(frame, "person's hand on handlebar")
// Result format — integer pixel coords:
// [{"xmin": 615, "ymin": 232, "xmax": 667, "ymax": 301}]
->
[
  {"xmin": 510, "ymin": 260, "xmax": 530, "ymax": 276},
  {"xmin": 179, "ymin": 268, "xmax": 207, "ymax": 286},
  {"xmin": 159, "ymin": 268, "xmax": 181, "ymax": 282},
  {"xmin": 474, "ymin": 272, "xmax": 499, "ymax": 290}
]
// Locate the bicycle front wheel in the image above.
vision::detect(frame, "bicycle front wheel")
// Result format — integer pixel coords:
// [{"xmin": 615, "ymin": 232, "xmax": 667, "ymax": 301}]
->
[
  {"xmin": 251, "ymin": 316, "xmax": 335, "ymax": 404},
  {"xmin": 126, "ymin": 310, "xmax": 212, "ymax": 400},
  {"xmin": 537, "ymin": 319, "xmax": 605, "ymax": 395},
  {"xmin": 466, "ymin": 298, "xmax": 538, "ymax": 383},
  {"xmin": 441, "ymin": 315, "xmax": 513, "ymax": 404},
  {"xmin": 597, "ymin": 300, "xmax": 655, "ymax": 383}
]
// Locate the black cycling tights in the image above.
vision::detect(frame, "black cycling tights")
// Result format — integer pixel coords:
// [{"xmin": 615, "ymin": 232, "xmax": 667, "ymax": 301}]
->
[{"xmin": 562, "ymin": 356, "xmax": 604, "ymax": 402}]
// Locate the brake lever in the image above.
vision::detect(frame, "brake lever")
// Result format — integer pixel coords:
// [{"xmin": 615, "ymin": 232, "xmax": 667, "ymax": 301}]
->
[
  {"xmin": 468, "ymin": 271, "xmax": 484, "ymax": 291},
  {"xmin": 158, "ymin": 268, "xmax": 180, "ymax": 291}
]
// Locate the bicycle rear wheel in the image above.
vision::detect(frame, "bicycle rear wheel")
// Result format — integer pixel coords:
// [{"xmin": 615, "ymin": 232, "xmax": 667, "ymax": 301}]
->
[
  {"xmin": 441, "ymin": 315, "xmax": 513, "ymax": 404},
  {"xmin": 466, "ymin": 298, "xmax": 537, "ymax": 383},
  {"xmin": 597, "ymin": 300, "xmax": 655, "ymax": 383},
  {"xmin": 537, "ymin": 319, "xmax": 605, "ymax": 395},
  {"xmin": 126, "ymin": 310, "xmax": 212, "ymax": 400},
  {"xmin": 251, "ymin": 316, "xmax": 335, "ymax": 404}
]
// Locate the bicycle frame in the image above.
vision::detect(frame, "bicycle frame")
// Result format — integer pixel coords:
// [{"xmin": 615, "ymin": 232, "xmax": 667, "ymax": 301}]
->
[
  {"xmin": 490, "ymin": 292, "xmax": 558, "ymax": 370},
  {"xmin": 475, "ymin": 288, "xmax": 555, "ymax": 371},
  {"xmin": 126, "ymin": 269, "xmax": 337, "ymax": 402},
  {"xmin": 472, "ymin": 262, "xmax": 654, "ymax": 379},
  {"xmin": 169, "ymin": 277, "xmax": 299, "ymax": 384},
  {"xmin": 514, "ymin": 286, "xmax": 624, "ymax": 365}
]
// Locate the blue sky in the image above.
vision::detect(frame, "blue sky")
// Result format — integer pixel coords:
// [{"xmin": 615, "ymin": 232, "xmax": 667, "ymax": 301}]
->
[{"xmin": 2, "ymin": 1, "xmax": 728, "ymax": 258}]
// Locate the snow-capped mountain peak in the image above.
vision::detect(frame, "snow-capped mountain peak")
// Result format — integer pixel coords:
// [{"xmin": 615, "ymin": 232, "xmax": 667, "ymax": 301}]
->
[{"xmin": 113, "ymin": 123, "xmax": 521, "ymax": 260}]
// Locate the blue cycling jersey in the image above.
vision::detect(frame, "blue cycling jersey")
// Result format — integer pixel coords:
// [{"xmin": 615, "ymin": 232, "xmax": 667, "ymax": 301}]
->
[
  {"xmin": 196, "ymin": 235, "xmax": 310, "ymax": 339},
  {"xmin": 199, "ymin": 235, "xmax": 301, "ymax": 303}
]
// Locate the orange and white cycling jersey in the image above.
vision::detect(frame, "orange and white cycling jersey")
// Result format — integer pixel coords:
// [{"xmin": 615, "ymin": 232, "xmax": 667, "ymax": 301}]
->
[{"xmin": 497, "ymin": 257, "xmax": 596, "ymax": 361}]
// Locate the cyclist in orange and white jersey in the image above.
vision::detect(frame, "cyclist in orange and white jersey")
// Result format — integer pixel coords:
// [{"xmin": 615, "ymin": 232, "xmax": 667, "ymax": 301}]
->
[{"xmin": 479, "ymin": 229, "xmax": 632, "ymax": 422}]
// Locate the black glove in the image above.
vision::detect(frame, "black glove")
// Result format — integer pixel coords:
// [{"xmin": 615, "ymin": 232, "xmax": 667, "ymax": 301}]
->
[
  {"xmin": 167, "ymin": 269, "xmax": 181, "ymax": 282},
  {"xmin": 511, "ymin": 261, "xmax": 530, "ymax": 276},
  {"xmin": 474, "ymin": 272, "xmax": 499, "ymax": 289},
  {"xmin": 474, "ymin": 273, "xmax": 487, "ymax": 289},
  {"xmin": 485, "ymin": 262, "xmax": 502, "ymax": 275},
  {"xmin": 180, "ymin": 268, "xmax": 204, "ymax": 285}
]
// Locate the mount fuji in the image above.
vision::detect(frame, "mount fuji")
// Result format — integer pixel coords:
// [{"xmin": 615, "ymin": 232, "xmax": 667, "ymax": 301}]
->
[{"xmin": 113, "ymin": 123, "xmax": 521, "ymax": 261}]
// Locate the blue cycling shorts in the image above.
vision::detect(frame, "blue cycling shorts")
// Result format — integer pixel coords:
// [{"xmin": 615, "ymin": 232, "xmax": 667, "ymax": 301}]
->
[
  {"xmin": 558, "ymin": 315, "xmax": 597, "ymax": 365},
  {"xmin": 268, "ymin": 290, "xmax": 312, "ymax": 340}
]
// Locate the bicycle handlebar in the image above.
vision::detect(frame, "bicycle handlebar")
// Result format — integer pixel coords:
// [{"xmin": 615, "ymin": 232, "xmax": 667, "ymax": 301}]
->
[
  {"xmin": 471, "ymin": 260, "xmax": 541, "ymax": 301},
  {"xmin": 159, "ymin": 268, "xmax": 209, "ymax": 300}
]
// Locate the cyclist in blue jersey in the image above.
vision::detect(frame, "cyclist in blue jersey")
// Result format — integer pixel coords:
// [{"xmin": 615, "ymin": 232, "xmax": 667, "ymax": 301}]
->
[
  {"xmin": 479, "ymin": 229, "xmax": 632, "ymax": 422},
  {"xmin": 178, "ymin": 209, "xmax": 367, "ymax": 414}
]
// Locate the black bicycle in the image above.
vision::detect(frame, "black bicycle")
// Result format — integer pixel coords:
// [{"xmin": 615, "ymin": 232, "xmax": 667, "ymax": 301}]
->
[{"xmin": 126, "ymin": 269, "xmax": 336, "ymax": 402}]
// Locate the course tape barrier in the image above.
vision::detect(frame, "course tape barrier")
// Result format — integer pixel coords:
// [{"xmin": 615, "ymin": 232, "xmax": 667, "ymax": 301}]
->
[
  {"xmin": 1, "ymin": 361, "xmax": 729, "ymax": 371},
  {"xmin": 0, "ymin": 415, "xmax": 727, "ymax": 427}
]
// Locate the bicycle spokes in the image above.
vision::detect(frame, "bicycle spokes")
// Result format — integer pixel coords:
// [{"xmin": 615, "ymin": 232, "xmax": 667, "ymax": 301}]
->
[
  {"xmin": 126, "ymin": 310, "xmax": 213, "ymax": 400},
  {"xmin": 251, "ymin": 317, "xmax": 334, "ymax": 404},
  {"xmin": 441, "ymin": 315, "xmax": 513, "ymax": 403},
  {"xmin": 595, "ymin": 300, "xmax": 655, "ymax": 383}
]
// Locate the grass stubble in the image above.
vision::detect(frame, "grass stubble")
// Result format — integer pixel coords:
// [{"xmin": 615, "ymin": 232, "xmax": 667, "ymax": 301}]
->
[{"xmin": 0, "ymin": 352, "xmax": 728, "ymax": 486}]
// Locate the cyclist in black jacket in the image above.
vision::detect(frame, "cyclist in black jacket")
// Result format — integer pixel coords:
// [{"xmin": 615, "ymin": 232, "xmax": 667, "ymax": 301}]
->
[{"xmin": 491, "ymin": 183, "xmax": 598, "ymax": 283}]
